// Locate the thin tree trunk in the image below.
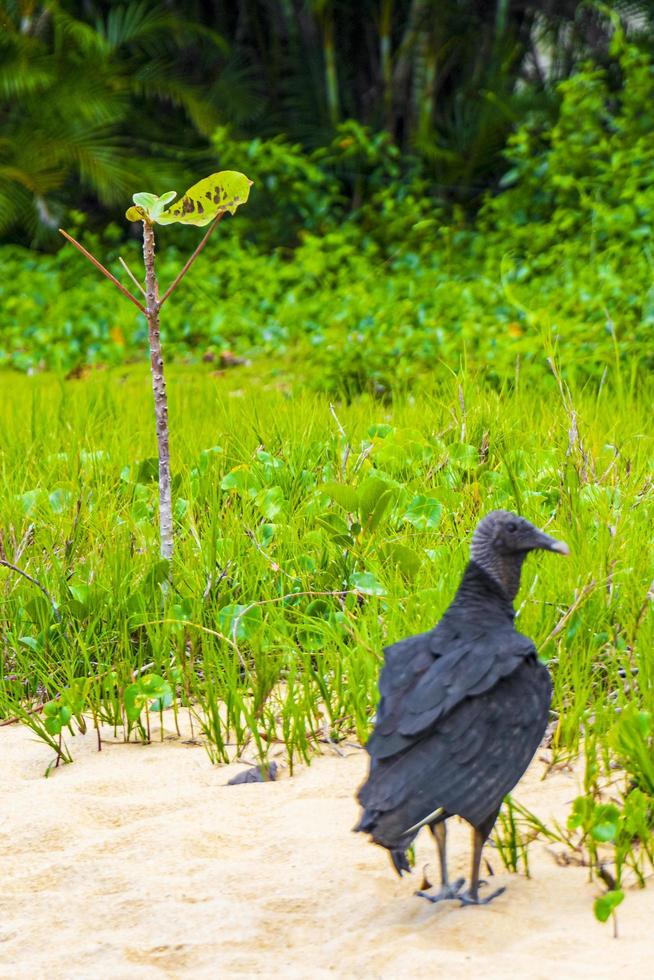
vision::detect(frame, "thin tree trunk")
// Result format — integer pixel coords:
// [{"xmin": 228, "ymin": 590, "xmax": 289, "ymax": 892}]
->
[
  {"xmin": 391, "ymin": 0, "xmax": 428, "ymax": 141},
  {"xmin": 322, "ymin": 6, "xmax": 340, "ymax": 126},
  {"xmin": 416, "ymin": 29, "xmax": 437, "ymax": 144},
  {"xmin": 379, "ymin": 0, "xmax": 393, "ymax": 130},
  {"xmin": 142, "ymin": 221, "xmax": 173, "ymax": 566}
]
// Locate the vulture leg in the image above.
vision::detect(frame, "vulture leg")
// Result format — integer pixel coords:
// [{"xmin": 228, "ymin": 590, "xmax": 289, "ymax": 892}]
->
[
  {"xmin": 459, "ymin": 808, "xmax": 505, "ymax": 907},
  {"xmin": 416, "ymin": 821, "xmax": 465, "ymax": 903}
]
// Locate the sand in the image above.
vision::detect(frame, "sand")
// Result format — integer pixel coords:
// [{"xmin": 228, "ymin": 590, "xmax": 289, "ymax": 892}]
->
[{"xmin": 2, "ymin": 720, "xmax": 653, "ymax": 980}]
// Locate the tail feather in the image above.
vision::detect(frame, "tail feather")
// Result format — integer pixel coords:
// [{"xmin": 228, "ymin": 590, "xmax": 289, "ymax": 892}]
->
[
  {"xmin": 390, "ymin": 848, "xmax": 411, "ymax": 876},
  {"xmin": 353, "ymin": 808, "xmax": 378, "ymax": 834},
  {"xmin": 354, "ymin": 807, "xmax": 412, "ymax": 877}
]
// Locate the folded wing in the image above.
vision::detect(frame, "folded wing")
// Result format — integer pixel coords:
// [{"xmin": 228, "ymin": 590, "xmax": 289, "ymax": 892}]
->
[{"xmin": 358, "ymin": 627, "xmax": 551, "ymax": 845}]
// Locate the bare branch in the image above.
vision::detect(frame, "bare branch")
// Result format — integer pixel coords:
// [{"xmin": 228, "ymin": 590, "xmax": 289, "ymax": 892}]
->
[
  {"xmin": 119, "ymin": 256, "xmax": 146, "ymax": 296},
  {"xmin": 15, "ymin": 523, "xmax": 34, "ymax": 563},
  {"xmin": 329, "ymin": 402, "xmax": 350, "ymax": 479},
  {"xmin": 0, "ymin": 703, "xmax": 46, "ymax": 727},
  {"xmin": 635, "ymin": 580, "xmax": 654, "ymax": 634},
  {"xmin": 541, "ymin": 578, "xmax": 597, "ymax": 648},
  {"xmin": 158, "ymin": 213, "xmax": 225, "ymax": 308},
  {"xmin": 245, "ymin": 529, "xmax": 293, "ymax": 578},
  {"xmin": 59, "ymin": 229, "xmax": 146, "ymax": 314},
  {"xmin": 0, "ymin": 559, "xmax": 61, "ymax": 622}
]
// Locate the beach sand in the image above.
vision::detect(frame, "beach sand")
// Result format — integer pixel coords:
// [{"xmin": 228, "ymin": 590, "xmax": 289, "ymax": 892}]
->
[{"xmin": 2, "ymin": 719, "xmax": 653, "ymax": 979}]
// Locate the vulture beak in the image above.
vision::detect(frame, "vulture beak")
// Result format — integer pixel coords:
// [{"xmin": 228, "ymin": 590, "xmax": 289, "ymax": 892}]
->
[{"xmin": 536, "ymin": 531, "xmax": 570, "ymax": 555}]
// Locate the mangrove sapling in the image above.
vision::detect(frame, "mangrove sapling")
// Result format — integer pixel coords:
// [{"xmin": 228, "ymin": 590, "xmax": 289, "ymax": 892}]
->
[{"xmin": 60, "ymin": 171, "xmax": 252, "ymax": 574}]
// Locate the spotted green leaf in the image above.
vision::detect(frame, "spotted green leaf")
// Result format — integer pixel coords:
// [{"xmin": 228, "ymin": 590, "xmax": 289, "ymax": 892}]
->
[{"xmin": 156, "ymin": 171, "xmax": 253, "ymax": 226}]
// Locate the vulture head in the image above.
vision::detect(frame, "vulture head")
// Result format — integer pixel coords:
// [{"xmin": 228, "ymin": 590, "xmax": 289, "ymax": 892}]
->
[{"xmin": 471, "ymin": 510, "xmax": 569, "ymax": 600}]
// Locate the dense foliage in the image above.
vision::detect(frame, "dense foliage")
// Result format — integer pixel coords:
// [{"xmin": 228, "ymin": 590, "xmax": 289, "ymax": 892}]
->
[
  {"xmin": 3, "ymin": 29, "xmax": 654, "ymax": 390},
  {"xmin": 1, "ymin": 369, "xmax": 651, "ymax": 768},
  {"xmin": 2, "ymin": 0, "xmax": 652, "ymax": 241}
]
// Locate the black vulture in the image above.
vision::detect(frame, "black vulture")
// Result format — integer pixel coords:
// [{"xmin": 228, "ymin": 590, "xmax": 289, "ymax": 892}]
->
[{"xmin": 355, "ymin": 510, "xmax": 569, "ymax": 906}]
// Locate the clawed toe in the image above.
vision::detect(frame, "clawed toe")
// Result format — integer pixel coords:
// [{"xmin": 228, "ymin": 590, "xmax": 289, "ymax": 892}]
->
[
  {"xmin": 416, "ymin": 877, "xmax": 466, "ymax": 904},
  {"xmin": 458, "ymin": 885, "xmax": 506, "ymax": 907}
]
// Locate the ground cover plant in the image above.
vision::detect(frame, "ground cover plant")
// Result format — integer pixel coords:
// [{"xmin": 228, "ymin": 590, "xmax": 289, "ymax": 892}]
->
[{"xmin": 1, "ymin": 365, "xmax": 651, "ymax": 765}]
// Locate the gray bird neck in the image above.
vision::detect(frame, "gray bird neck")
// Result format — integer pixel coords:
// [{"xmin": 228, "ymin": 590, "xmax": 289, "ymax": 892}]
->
[{"xmin": 470, "ymin": 544, "xmax": 526, "ymax": 602}]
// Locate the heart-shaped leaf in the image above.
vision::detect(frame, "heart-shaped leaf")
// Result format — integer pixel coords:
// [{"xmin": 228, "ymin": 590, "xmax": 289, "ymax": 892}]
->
[
  {"xmin": 218, "ymin": 603, "xmax": 263, "ymax": 643},
  {"xmin": 351, "ymin": 571, "xmax": 385, "ymax": 596},
  {"xmin": 594, "ymin": 890, "xmax": 624, "ymax": 923},
  {"xmin": 402, "ymin": 495, "xmax": 442, "ymax": 530},
  {"xmin": 43, "ymin": 701, "xmax": 73, "ymax": 735},
  {"xmin": 123, "ymin": 682, "xmax": 147, "ymax": 723},
  {"xmin": 156, "ymin": 171, "xmax": 252, "ymax": 226}
]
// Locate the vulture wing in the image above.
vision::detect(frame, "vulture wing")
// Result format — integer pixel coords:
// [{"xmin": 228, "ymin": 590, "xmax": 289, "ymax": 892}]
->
[{"xmin": 358, "ymin": 628, "xmax": 551, "ymax": 842}]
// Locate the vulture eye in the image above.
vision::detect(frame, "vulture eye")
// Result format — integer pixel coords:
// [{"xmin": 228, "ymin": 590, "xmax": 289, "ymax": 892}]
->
[{"xmin": 506, "ymin": 522, "xmax": 517, "ymax": 533}]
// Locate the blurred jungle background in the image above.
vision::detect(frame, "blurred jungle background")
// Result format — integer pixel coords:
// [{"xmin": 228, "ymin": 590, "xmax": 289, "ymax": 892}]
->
[{"xmin": 1, "ymin": 0, "xmax": 654, "ymax": 387}]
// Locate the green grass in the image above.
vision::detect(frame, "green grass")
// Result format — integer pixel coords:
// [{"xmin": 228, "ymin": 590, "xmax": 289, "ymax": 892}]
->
[{"xmin": 1, "ymin": 365, "xmax": 652, "ymax": 776}]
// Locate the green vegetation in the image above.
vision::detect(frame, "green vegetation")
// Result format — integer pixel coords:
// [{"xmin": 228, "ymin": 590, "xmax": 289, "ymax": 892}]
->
[
  {"xmin": 3, "ymin": 28, "xmax": 654, "ymax": 390},
  {"xmin": 2, "ymin": 1, "xmax": 638, "ymax": 242},
  {"xmin": 1, "ymin": 368, "xmax": 651, "ymax": 762}
]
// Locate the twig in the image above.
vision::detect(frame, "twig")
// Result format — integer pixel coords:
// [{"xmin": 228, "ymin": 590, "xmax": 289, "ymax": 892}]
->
[
  {"xmin": 597, "ymin": 446, "xmax": 619, "ymax": 485},
  {"xmin": 458, "ymin": 384, "xmax": 467, "ymax": 442},
  {"xmin": 547, "ymin": 356, "xmax": 591, "ymax": 482},
  {"xmin": 158, "ymin": 213, "xmax": 224, "ymax": 307},
  {"xmin": 59, "ymin": 229, "xmax": 146, "ymax": 314},
  {"xmin": 635, "ymin": 580, "xmax": 654, "ymax": 633},
  {"xmin": 329, "ymin": 402, "xmax": 347, "ymax": 441},
  {"xmin": 0, "ymin": 702, "xmax": 46, "ymax": 727},
  {"xmin": 245, "ymin": 529, "xmax": 293, "ymax": 578},
  {"xmin": 119, "ymin": 256, "xmax": 146, "ymax": 296},
  {"xmin": 15, "ymin": 523, "xmax": 35, "ymax": 563},
  {"xmin": 64, "ymin": 494, "xmax": 83, "ymax": 563},
  {"xmin": 329, "ymin": 402, "xmax": 350, "ymax": 479},
  {"xmin": 0, "ymin": 559, "xmax": 61, "ymax": 622},
  {"xmin": 200, "ymin": 560, "xmax": 232, "ymax": 601},
  {"xmin": 515, "ymin": 573, "xmax": 539, "ymax": 620},
  {"xmin": 352, "ymin": 443, "xmax": 374, "ymax": 476},
  {"xmin": 597, "ymin": 863, "xmax": 617, "ymax": 890},
  {"xmin": 540, "ymin": 578, "xmax": 597, "ymax": 647}
]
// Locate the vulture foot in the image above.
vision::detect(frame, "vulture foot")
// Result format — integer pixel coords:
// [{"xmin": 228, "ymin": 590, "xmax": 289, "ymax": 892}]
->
[
  {"xmin": 416, "ymin": 878, "xmax": 465, "ymax": 904},
  {"xmin": 458, "ymin": 885, "xmax": 505, "ymax": 907}
]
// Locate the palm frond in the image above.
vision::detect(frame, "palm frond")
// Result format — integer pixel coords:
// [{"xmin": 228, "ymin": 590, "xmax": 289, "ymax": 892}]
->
[
  {"xmin": 99, "ymin": 1, "xmax": 179, "ymax": 50},
  {"xmin": 50, "ymin": 3, "xmax": 109, "ymax": 57}
]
